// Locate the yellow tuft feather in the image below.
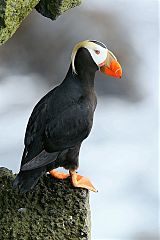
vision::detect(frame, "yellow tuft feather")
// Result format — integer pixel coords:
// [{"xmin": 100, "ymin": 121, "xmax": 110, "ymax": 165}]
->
[{"xmin": 71, "ymin": 40, "xmax": 98, "ymax": 74}]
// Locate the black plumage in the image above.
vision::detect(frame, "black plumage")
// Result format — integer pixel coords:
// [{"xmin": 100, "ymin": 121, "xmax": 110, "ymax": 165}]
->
[{"xmin": 13, "ymin": 47, "xmax": 98, "ymax": 192}]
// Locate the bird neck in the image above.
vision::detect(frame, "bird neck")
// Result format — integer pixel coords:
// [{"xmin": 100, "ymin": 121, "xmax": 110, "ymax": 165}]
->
[
  {"xmin": 66, "ymin": 64, "xmax": 96, "ymax": 92},
  {"xmin": 77, "ymin": 68, "xmax": 96, "ymax": 90}
]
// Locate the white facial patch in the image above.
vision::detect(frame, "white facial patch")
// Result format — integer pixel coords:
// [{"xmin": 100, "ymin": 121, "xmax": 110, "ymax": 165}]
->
[
  {"xmin": 71, "ymin": 40, "xmax": 108, "ymax": 74},
  {"xmin": 85, "ymin": 44, "xmax": 108, "ymax": 67}
]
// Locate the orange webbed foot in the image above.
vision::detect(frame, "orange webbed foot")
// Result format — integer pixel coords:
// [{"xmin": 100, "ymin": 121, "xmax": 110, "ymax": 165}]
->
[
  {"xmin": 70, "ymin": 170, "xmax": 97, "ymax": 192},
  {"xmin": 49, "ymin": 169, "xmax": 70, "ymax": 180}
]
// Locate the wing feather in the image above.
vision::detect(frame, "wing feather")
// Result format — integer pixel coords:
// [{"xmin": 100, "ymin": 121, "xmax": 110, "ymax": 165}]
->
[{"xmin": 21, "ymin": 85, "xmax": 93, "ymax": 169}]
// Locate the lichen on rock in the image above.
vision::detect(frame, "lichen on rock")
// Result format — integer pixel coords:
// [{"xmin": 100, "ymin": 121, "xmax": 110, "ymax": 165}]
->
[
  {"xmin": 0, "ymin": 0, "xmax": 40, "ymax": 45},
  {"xmin": 0, "ymin": 167, "xmax": 91, "ymax": 240},
  {"xmin": 0, "ymin": 0, "xmax": 6, "ymax": 28},
  {"xmin": 35, "ymin": 0, "xmax": 81, "ymax": 20},
  {"xmin": 0, "ymin": 0, "xmax": 81, "ymax": 45}
]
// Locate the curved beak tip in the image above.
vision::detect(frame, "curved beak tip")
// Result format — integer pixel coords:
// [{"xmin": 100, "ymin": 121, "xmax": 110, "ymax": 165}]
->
[
  {"xmin": 100, "ymin": 60, "xmax": 122, "ymax": 79},
  {"xmin": 116, "ymin": 68, "xmax": 122, "ymax": 79}
]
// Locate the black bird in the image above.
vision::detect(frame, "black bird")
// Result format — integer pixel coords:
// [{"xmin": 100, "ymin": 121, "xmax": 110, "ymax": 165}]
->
[{"xmin": 13, "ymin": 40, "xmax": 122, "ymax": 193}]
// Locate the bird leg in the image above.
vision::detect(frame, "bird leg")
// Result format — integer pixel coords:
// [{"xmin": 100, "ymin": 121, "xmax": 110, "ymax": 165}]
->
[
  {"xmin": 49, "ymin": 169, "xmax": 70, "ymax": 179},
  {"xmin": 70, "ymin": 170, "xmax": 97, "ymax": 192},
  {"xmin": 49, "ymin": 169, "xmax": 97, "ymax": 192}
]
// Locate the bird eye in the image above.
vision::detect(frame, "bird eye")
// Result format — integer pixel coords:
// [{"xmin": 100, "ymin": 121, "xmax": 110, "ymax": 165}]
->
[{"xmin": 94, "ymin": 50, "xmax": 100, "ymax": 55}]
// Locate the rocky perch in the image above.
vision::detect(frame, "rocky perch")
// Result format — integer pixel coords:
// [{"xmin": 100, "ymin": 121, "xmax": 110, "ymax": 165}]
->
[
  {"xmin": 0, "ymin": 0, "xmax": 81, "ymax": 45},
  {"xmin": 0, "ymin": 167, "xmax": 91, "ymax": 240}
]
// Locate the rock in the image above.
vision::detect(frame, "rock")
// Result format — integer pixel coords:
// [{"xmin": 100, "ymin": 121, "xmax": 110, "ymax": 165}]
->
[
  {"xmin": 0, "ymin": 0, "xmax": 81, "ymax": 45},
  {"xmin": 35, "ymin": 0, "xmax": 81, "ymax": 20},
  {"xmin": 0, "ymin": 167, "xmax": 91, "ymax": 240},
  {"xmin": 0, "ymin": 0, "xmax": 40, "ymax": 45}
]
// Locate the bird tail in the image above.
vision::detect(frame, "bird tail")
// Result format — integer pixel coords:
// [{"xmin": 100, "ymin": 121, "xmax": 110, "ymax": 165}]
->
[
  {"xmin": 13, "ymin": 150, "xmax": 60, "ymax": 193},
  {"xmin": 13, "ymin": 168, "xmax": 45, "ymax": 193}
]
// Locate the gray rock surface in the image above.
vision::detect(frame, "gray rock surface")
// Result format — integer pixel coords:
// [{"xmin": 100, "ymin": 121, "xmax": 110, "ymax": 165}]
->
[{"xmin": 0, "ymin": 167, "xmax": 91, "ymax": 240}]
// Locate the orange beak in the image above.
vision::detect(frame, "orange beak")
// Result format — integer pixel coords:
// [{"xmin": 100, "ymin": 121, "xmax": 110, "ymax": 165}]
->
[{"xmin": 100, "ymin": 60, "xmax": 122, "ymax": 78}]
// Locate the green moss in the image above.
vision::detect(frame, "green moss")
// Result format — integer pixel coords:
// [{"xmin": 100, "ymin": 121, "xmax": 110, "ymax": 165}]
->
[
  {"xmin": 0, "ymin": 0, "xmax": 40, "ymax": 45},
  {"xmin": 0, "ymin": 0, "xmax": 81, "ymax": 45},
  {"xmin": 36, "ymin": 0, "xmax": 81, "ymax": 20},
  {"xmin": 0, "ymin": 167, "xmax": 91, "ymax": 240},
  {"xmin": 0, "ymin": 0, "xmax": 6, "ymax": 27}
]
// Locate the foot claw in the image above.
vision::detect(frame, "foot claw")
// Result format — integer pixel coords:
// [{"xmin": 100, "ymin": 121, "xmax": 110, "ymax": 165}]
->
[{"xmin": 70, "ymin": 171, "xmax": 97, "ymax": 192}]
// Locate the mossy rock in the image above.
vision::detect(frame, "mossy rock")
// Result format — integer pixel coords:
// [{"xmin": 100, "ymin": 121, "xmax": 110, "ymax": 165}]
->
[
  {"xmin": 0, "ymin": 0, "xmax": 81, "ymax": 45},
  {"xmin": 35, "ymin": 0, "xmax": 81, "ymax": 20},
  {"xmin": 0, "ymin": 167, "xmax": 91, "ymax": 240},
  {"xmin": 0, "ymin": 0, "xmax": 40, "ymax": 45}
]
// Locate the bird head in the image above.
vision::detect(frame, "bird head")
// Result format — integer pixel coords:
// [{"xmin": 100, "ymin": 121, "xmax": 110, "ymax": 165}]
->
[{"xmin": 71, "ymin": 40, "xmax": 122, "ymax": 78}]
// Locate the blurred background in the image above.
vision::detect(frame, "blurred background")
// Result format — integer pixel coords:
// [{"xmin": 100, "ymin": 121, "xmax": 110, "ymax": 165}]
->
[{"xmin": 0, "ymin": 0, "xmax": 158, "ymax": 239}]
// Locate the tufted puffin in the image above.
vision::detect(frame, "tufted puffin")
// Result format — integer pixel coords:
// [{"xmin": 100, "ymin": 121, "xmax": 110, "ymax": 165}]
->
[{"xmin": 13, "ymin": 40, "xmax": 122, "ymax": 193}]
